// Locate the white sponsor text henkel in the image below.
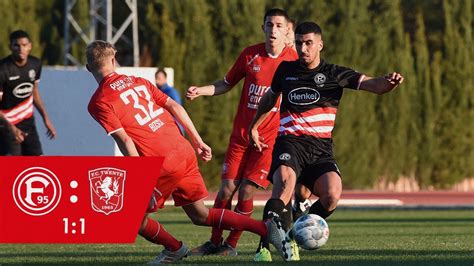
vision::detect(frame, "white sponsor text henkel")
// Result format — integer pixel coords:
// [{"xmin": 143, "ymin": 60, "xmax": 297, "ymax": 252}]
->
[{"xmin": 290, "ymin": 92, "xmax": 319, "ymax": 101}]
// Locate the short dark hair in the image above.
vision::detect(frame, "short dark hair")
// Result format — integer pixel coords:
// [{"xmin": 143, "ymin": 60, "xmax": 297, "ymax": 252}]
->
[
  {"xmin": 9, "ymin": 30, "xmax": 30, "ymax": 43},
  {"xmin": 263, "ymin": 8, "xmax": 289, "ymax": 24},
  {"xmin": 155, "ymin": 69, "xmax": 167, "ymax": 78},
  {"xmin": 295, "ymin": 22, "xmax": 322, "ymax": 36}
]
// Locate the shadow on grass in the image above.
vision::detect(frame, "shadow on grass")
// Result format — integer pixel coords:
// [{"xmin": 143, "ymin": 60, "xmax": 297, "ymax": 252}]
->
[
  {"xmin": 1, "ymin": 249, "xmax": 473, "ymax": 265},
  {"xmin": 329, "ymin": 218, "xmax": 474, "ymax": 223}
]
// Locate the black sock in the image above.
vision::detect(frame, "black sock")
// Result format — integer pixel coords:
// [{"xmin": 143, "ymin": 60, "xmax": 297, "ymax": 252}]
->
[
  {"xmin": 257, "ymin": 199, "xmax": 285, "ymax": 252},
  {"xmin": 281, "ymin": 201, "xmax": 292, "ymax": 231},
  {"xmin": 308, "ymin": 200, "xmax": 335, "ymax": 219}
]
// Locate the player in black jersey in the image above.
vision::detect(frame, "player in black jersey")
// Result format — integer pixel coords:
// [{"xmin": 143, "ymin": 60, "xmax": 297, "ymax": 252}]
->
[
  {"xmin": 249, "ymin": 22, "xmax": 404, "ymax": 259},
  {"xmin": 0, "ymin": 30, "xmax": 56, "ymax": 155}
]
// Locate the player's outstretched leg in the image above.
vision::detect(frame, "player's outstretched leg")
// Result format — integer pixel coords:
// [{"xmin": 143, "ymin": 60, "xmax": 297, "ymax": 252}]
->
[
  {"xmin": 188, "ymin": 197, "xmax": 229, "ymax": 256},
  {"xmin": 265, "ymin": 216, "xmax": 294, "ymax": 261},
  {"xmin": 184, "ymin": 200, "xmax": 267, "ymax": 255},
  {"xmin": 189, "ymin": 181, "xmax": 236, "ymax": 256},
  {"xmin": 139, "ymin": 217, "xmax": 188, "ymax": 264},
  {"xmin": 147, "ymin": 243, "xmax": 189, "ymax": 265},
  {"xmin": 255, "ymin": 198, "xmax": 297, "ymax": 262},
  {"xmin": 254, "ymin": 198, "xmax": 283, "ymax": 261},
  {"xmin": 221, "ymin": 181, "xmax": 257, "ymax": 256}
]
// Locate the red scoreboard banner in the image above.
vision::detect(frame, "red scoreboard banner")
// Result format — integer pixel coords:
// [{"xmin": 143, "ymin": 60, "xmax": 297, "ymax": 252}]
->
[{"xmin": 0, "ymin": 156, "xmax": 163, "ymax": 243}]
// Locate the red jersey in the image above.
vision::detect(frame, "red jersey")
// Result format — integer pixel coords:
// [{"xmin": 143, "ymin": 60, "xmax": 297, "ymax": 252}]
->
[
  {"xmin": 224, "ymin": 43, "xmax": 298, "ymax": 144},
  {"xmin": 88, "ymin": 72, "xmax": 186, "ymax": 157}
]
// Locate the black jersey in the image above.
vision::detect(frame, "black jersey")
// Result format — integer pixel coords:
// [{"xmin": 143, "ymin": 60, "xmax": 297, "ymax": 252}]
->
[
  {"xmin": 0, "ymin": 55, "xmax": 42, "ymax": 125},
  {"xmin": 271, "ymin": 59, "xmax": 363, "ymax": 139}
]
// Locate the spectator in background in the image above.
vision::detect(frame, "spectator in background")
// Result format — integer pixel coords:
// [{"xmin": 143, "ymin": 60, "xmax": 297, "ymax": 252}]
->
[
  {"xmin": 156, "ymin": 69, "xmax": 184, "ymax": 134},
  {"xmin": 155, "ymin": 69, "xmax": 182, "ymax": 105}
]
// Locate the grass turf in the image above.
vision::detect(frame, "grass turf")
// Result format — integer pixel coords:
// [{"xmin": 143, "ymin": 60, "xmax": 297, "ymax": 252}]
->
[{"xmin": 1, "ymin": 208, "xmax": 473, "ymax": 265}]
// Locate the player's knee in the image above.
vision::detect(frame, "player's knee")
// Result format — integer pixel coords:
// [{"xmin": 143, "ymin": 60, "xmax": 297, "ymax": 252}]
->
[
  {"xmin": 189, "ymin": 212, "xmax": 208, "ymax": 226},
  {"xmin": 238, "ymin": 182, "xmax": 257, "ymax": 201},
  {"xmin": 219, "ymin": 182, "xmax": 237, "ymax": 201},
  {"xmin": 320, "ymin": 192, "xmax": 339, "ymax": 210}
]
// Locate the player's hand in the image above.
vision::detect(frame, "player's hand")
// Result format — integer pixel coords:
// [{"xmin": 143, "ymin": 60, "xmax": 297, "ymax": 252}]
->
[
  {"xmin": 249, "ymin": 128, "xmax": 268, "ymax": 152},
  {"xmin": 10, "ymin": 125, "xmax": 27, "ymax": 143},
  {"xmin": 196, "ymin": 141, "xmax": 212, "ymax": 162},
  {"xmin": 186, "ymin": 86, "xmax": 200, "ymax": 101},
  {"xmin": 44, "ymin": 118, "xmax": 57, "ymax": 139},
  {"xmin": 384, "ymin": 72, "xmax": 404, "ymax": 88}
]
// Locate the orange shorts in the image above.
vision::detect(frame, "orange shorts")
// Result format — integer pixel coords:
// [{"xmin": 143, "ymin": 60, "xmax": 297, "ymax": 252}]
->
[
  {"xmin": 147, "ymin": 144, "xmax": 208, "ymax": 212},
  {"xmin": 221, "ymin": 137, "xmax": 273, "ymax": 188}
]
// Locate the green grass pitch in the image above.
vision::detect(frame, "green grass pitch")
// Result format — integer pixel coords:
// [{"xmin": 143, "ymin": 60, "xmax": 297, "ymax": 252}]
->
[{"xmin": 1, "ymin": 208, "xmax": 473, "ymax": 265}]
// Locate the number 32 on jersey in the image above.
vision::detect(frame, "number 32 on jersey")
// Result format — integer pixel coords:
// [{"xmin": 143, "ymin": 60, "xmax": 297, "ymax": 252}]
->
[{"xmin": 120, "ymin": 85, "xmax": 164, "ymax": 130}]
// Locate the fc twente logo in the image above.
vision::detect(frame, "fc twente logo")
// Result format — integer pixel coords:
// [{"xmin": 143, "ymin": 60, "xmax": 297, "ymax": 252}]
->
[{"xmin": 88, "ymin": 167, "xmax": 126, "ymax": 215}]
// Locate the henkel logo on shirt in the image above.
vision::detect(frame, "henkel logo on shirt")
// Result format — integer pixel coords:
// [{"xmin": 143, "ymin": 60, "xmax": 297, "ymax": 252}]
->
[
  {"xmin": 12, "ymin": 82, "xmax": 33, "ymax": 98},
  {"xmin": 288, "ymin": 87, "xmax": 320, "ymax": 105},
  {"xmin": 247, "ymin": 83, "xmax": 270, "ymax": 109}
]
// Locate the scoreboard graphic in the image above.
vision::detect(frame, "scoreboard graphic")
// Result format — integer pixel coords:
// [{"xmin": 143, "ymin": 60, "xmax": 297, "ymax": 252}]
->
[{"xmin": 0, "ymin": 156, "xmax": 163, "ymax": 243}]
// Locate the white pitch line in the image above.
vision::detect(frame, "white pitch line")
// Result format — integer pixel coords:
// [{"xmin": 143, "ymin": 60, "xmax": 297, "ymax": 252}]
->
[{"xmin": 164, "ymin": 199, "xmax": 403, "ymax": 206}]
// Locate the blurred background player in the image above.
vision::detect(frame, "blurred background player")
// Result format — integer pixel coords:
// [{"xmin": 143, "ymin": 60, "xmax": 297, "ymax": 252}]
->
[
  {"xmin": 86, "ymin": 40, "xmax": 291, "ymax": 264},
  {"xmin": 250, "ymin": 21, "xmax": 404, "ymax": 261},
  {"xmin": 285, "ymin": 18, "xmax": 297, "ymax": 51},
  {"xmin": 186, "ymin": 8, "xmax": 298, "ymax": 258},
  {"xmin": 155, "ymin": 69, "xmax": 184, "ymax": 134},
  {"xmin": 0, "ymin": 30, "xmax": 56, "ymax": 155}
]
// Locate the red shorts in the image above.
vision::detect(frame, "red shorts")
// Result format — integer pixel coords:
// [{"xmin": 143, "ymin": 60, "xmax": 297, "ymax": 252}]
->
[
  {"xmin": 147, "ymin": 144, "xmax": 208, "ymax": 212},
  {"xmin": 221, "ymin": 136, "xmax": 273, "ymax": 188}
]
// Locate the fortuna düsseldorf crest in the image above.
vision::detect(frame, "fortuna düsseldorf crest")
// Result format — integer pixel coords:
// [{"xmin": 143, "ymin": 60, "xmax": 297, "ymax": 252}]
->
[{"xmin": 88, "ymin": 167, "xmax": 126, "ymax": 215}]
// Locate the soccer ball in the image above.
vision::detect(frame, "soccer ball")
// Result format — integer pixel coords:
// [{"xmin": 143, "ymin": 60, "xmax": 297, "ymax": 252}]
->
[{"xmin": 292, "ymin": 214, "xmax": 329, "ymax": 250}]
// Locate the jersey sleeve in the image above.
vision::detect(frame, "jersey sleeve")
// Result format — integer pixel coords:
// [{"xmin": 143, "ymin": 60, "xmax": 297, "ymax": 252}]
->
[
  {"xmin": 270, "ymin": 62, "xmax": 286, "ymax": 94},
  {"xmin": 88, "ymin": 100, "xmax": 123, "ymax": 135},
  {"xmin": 223, "ymin": 48, "xmax": 247, "ymax": 86},
  {"xmin": 138, "ymin": 77, "xmax": 170, "ymax": 107},
  {"xmin": 333, "ymin": 65, "xmax": 364, "ymax": 90}
]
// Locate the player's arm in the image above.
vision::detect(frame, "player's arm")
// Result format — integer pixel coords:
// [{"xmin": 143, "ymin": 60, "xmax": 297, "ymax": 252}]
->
[
  {"xmin": 110, "ymin": 129, "xmax": 139, "ymax": 156},
  {"xmin": 359, "ymin": 72, "xmax": 404, "ymax": 95},
  {"xmin": 163, "ymin": 98, "xmax": 212, "ymax": 162},
  {"xmin": 248, "ymin": 90, "xmax": 280, "ymax": 152},
  {"xmin": 186, "ymin": 79, "xmax": 233, "ymax": 100},
  {"xmin": 32, "ymin": 81, "xmax": 57, "ymax": 139},
  {"xmin": 0, "ymin": 112, "xmax": 26, "ymax": 143},
  {"xmin": 187, "ymin": 48, "xmax": 247, "ymax": 100}
]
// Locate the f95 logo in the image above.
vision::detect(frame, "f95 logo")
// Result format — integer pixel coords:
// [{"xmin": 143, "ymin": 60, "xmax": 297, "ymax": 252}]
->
[{"xmin": 12, "ymin": 167, "xmax": 62, "ymax": 216}]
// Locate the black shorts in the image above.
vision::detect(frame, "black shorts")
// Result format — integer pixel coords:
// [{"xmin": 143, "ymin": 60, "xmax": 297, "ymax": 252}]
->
[
  {"xmin": 298, "ymin": 161, "xmax": 341, "ymax": 189},
  {"xmin": 0, "ymin": 117, "xmax": 43, "ymax": 156},
  {"xmin": 268, "ymin": 135, "xmax": 340, "ymax": 187}
]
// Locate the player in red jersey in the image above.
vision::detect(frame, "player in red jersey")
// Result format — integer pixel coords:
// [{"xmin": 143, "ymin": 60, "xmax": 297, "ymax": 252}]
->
[
  {"xmin": 250, "ymin": 22, "xmax": 404, "ymax": 261},
  {"xmin": 85, "ymin": 40, "xmax": 292, "ymax": 264},
  {"xmin": 186, "ymin": 8, "xmax": 298, "ymax": 257}
]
